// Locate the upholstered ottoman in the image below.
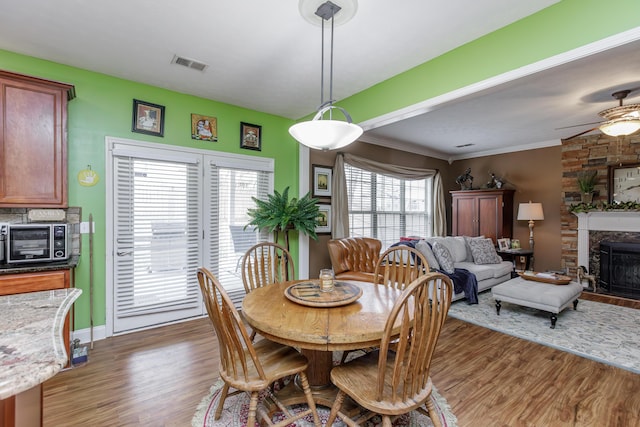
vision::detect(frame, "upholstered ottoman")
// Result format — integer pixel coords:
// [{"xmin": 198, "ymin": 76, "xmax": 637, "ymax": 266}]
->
[{"xmin": 491, "ymin": 277, "xmax": 583, "ymax": 328}]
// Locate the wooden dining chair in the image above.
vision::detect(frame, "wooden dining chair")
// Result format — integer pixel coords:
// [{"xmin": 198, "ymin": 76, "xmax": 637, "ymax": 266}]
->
[
  {"xmin": 327, "ymin": 272, "xmax": 454, "ymax": 427},
  {"xmin": 374, "ymin": 245, "xmax": 431, "ymax": 290},
  {"xmin": 341, "ymin": 245, "xmax": 430, "ymax": 363},
  {"xmin": 241, "ymin": 242, "xmax": 294, "ymax": 293},
  {"xmin": 196, "ymin": 267, "xmax": 321, "ymax": 427}
]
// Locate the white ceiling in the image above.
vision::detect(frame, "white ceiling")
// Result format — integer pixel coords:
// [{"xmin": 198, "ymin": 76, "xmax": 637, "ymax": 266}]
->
[{"xmin": 1, "ymin": 0, "xmax": 639, "ymax": 161}]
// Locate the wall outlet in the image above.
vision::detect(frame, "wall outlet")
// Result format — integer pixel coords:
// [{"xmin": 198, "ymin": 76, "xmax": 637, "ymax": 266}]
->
[{"xmin": 80, "ymin": 221, "xmax": 95, "ymax": 234}]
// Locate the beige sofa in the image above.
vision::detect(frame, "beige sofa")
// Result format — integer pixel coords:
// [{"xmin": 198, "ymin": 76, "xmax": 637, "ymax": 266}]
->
[{"xmin": 415, "ymin": 236, "xmax": 513, "ymax": 302}]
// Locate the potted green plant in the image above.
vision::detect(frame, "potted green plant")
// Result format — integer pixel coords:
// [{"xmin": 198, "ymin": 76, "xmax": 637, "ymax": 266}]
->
[
  {"xmin": 577, "ymin": 170, "xmax": 597, "ymax": 203},
  {"xmin": 246, "ymin": 186, "xmax": 321, "ymax": 251}
]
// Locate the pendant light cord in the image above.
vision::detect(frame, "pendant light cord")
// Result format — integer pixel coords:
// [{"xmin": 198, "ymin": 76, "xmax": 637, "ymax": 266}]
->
[{"xmin": 319, "ymin": 4, "xmax": 337, "ymax": 120}]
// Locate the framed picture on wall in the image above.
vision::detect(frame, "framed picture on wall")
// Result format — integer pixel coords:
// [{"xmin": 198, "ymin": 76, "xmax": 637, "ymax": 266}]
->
[
  {"xmin": 132, "ymin": 99, "xmax": 165, "ymax": 137},
  {"xmin": 608, "ymin": 162, "xmax": 640, "ymax": 203},
  {"xmin": 240, "ymin": 122, "xmax": 262, "ymax": 151},
  {"xmin": 191, "ymin": 114, "xmax": 218, "ymax": 142},
  {"xmin": 316, "ymin": 204, "xmax": 331, "ymax": 234},
  {"xmin": 313, "ymin": 165, "xmax": 332, "ymax": 197}
]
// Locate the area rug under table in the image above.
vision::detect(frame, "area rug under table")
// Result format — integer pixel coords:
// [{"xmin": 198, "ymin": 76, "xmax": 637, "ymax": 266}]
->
[
  {"xmin": 448, "ymin": 291, "xmax": 640, "ymax": 373},
  {"xmin": 192, "ymin": 380, "xmax": 458, "ymax": 427}
]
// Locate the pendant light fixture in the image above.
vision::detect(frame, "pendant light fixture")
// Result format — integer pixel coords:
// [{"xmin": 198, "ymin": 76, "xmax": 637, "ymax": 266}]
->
[{"xmin": 289, "ymin": 0, "xmax": 363, "ymax": 151}]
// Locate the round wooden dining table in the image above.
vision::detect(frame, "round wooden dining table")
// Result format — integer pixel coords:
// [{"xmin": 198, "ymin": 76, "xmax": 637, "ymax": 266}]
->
[{"xmin": 241, "ymin": 279, "xmax": 404, "ymax": 406}]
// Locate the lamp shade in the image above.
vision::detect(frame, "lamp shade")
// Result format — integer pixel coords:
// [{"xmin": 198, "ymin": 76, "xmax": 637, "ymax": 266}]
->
[
  {"xmin": 599, "ymin": 118, "xmax": 640, "ymax": 137},
  {"xmin": 517, "ymin": 202, "xmax": 544, "ymax": 221},
  {"xmin": 289, "ymin": 120, "xmax": 363, "ymax": 151}
]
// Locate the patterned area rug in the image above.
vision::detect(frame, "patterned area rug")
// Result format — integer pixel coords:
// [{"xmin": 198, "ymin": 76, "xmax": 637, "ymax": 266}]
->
[
  {"xmin": 192, "ymin": 380, "xmax": 458, "ymax": 427},
  {"xmin": 448, "ymin": 291, "xmax": 640, "ymax": 373}
]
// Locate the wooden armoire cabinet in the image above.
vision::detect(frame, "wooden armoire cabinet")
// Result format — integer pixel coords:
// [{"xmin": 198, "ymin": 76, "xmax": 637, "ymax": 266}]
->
[
  {"xmin": 0, "ymin": 70, "xmax": 75, "ymax": 207},
  {"xmin": 451, "ymin": 189, "xmax": 514, "ymax": 243}
]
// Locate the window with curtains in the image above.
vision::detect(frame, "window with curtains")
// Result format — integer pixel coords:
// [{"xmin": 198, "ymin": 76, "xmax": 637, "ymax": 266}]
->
[{"xmin": 345, "ymin": 163, "xmax": 433, "ymax": 248}]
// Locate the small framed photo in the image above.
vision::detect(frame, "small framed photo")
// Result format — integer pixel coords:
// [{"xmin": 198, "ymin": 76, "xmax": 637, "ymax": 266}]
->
[
  {"xmin": 191, "ymin": 114, "xmax": 218, "ymax": 142},
  {"xmin": 608, "ymin": 162, "xmax": 640, "ymax": 203},
  {"xmin": 497, "ymin": 238, "xmax": 510, "ymax": 251},
  {"xmin": 240, "ymin": 122, "xmax": 262, "ymax": 151},
  {"xmin": 132, "ymin": 99, "xmax": 165, "ymax": 137},
  {"xmin": 510, "ymin": 239, "xmax": 521, "ymax": 249},
  {"xmin": 313, "ymin": 165, "xmax": 332, "ymax": 197},
  {"xmin": 316, "ymin": 204, "xmax": 331, "ymax": 234}
]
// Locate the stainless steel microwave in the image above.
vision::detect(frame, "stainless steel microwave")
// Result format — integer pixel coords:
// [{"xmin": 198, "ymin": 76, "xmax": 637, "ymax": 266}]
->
[{"xmin": 0, "ymin": 223, "xmax": 70, "ymax": 264}]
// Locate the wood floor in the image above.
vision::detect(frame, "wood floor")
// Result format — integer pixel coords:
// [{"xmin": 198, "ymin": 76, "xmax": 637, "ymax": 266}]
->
[{"xmin": 43, "ymin": 306, "xmax": 639, "ymax": 427}]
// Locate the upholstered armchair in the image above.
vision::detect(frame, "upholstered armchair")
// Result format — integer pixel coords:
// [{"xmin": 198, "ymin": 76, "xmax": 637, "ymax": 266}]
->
[{"xmin": 327, "ymin": 237, "xmax": 382, "ymax": 282}]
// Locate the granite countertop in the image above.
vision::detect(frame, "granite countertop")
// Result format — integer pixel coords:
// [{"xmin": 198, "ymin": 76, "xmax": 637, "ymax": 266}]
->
[
  {"xmin": 0, "ymin": 255, "xmax": 80, "ymax": 275},
  {"xmin": 0, "ymin": 288, "xmax": 81, "ymax": 399}
]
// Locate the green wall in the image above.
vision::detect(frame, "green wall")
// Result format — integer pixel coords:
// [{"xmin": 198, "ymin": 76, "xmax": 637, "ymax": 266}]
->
[
  {"xmin": 0, "ymin": 50, "xmax": 300, "ymax": 330},
  {"xmin": 1, "ymin": 0, "xmax": 638, "ymax": 332}
]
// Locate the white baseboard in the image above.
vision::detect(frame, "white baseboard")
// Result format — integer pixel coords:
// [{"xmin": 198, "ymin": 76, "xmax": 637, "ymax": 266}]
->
[{"xmin": 72, "ymin": 325, "xmax": 107, "ymax": 344}]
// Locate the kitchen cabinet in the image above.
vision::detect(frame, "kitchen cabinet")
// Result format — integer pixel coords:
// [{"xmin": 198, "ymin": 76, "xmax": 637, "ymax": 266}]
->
[
  {"xmin": 451, "ymin": 189, "xmax": 514, "ymax": 243},
  {"xmin": 0, "ymin": 70, "xmax": 75, "ymax": 207}
]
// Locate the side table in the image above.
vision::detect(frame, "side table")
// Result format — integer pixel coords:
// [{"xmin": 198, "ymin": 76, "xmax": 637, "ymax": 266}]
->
[{"xmin": 497, "ymin": 249, "xmax": 534, "ymax": 274}]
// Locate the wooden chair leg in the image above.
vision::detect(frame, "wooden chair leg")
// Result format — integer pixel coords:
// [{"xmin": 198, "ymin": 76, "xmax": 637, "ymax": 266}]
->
[
  {"xmin": 326, "ymin": 389, "xmax": 346, "ymax": 425},
  {"xmin": 298, "ymin": 372, "xmax": 321, "ymax": 427},
  {"xmin": 246, "ymin": 391, "xmax": 259, "ymax": 427},
  {"xmin": 214, "ymin": 383, "xmax": 230, "ymax": 420},
  {"xmin": 425, "ymin": 396, "xmax": 442, "ymax": 427}
]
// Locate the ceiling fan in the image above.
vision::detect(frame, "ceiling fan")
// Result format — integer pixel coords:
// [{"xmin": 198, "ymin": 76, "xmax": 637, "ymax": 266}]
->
[{"xmin": 561, "ymin": 89, "xmax": 640, "ymax": 140}]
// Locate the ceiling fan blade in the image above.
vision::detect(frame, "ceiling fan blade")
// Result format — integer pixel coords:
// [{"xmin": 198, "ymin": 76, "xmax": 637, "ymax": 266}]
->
[
  {"xmin": 561, "ymin": 127, "xmax": 599, "ymax": 141},
  {"xmin": 555, "ymin": 120, "xmax": 603, "ymax": 130}
]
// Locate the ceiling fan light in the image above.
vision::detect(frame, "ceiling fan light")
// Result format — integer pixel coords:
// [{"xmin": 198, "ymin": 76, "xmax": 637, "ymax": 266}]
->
[
  {"xmin": 599, "ymin": 118, "xmax": 640, "ymax": 137},
  {"xmin": 289, "ymin": 119, "xmax": 363, "ymax": 151}
]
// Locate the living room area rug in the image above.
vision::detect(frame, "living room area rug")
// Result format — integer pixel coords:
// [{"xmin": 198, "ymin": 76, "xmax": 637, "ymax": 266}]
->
[
  {"xmin": 192, "ymin": 380, "xmax": 458, "ymax": 427},
  {"xmin": 448, "ymin": 291, "xmax": 640, "ymax": 374}
]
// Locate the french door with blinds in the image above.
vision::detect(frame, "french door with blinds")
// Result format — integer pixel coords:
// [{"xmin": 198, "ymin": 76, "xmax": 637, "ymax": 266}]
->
[{"xmin": 108, "ymin": 138, "xmax": 273, "ymax": 334}]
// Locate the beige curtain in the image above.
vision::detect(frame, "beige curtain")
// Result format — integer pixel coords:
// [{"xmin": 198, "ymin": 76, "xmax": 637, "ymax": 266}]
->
[{"xmin": 331, "ymin": 152, "xmax": 446, "ymax": 238}]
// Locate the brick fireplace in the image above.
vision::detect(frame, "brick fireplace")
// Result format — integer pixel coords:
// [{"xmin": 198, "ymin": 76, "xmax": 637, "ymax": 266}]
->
[{"xmin": 560, "ymin": 133, "xmax": 640, "ymax": 280}]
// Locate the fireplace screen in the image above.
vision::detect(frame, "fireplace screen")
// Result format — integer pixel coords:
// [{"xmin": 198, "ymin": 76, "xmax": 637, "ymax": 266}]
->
[{"xmin": 599, "ymin": 241, "xmax": 640, "ymax": 299}]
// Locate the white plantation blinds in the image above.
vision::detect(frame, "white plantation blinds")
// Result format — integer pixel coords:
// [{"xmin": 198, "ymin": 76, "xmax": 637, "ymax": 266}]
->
[
  {"xmin": 113, "ymin": 155, "xmax": 202, "ymax": 329},
  {"xmin": 345, "ymin": 163, "xmax": 432, "ymax": 249},
  {"xmin": 109, "ymin": 138, "xmax": 275, "ymax": 333},
  {"xmin": 205, "ymin": 163, "xmax": 271, "ymax": 307}
]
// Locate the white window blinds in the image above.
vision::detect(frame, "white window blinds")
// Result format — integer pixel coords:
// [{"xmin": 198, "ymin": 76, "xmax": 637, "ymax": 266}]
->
[
  {"xmin": 113, "ymin": 156, "xmax": 202, "ymax": 331},
  {"xmin": 345, "ymin": 163, "xmax": 432, "ymax": 248}
]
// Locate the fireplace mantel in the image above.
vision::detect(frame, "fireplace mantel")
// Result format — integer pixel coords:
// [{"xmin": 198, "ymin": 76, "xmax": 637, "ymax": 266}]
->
[{"xmin": 573, "ymin": 212, "xmax": 640, "ymax": 269}]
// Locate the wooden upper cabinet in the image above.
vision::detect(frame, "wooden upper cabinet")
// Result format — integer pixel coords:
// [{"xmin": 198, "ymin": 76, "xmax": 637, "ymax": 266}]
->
[
  {"xmin": 451, "ymin": 189, "xmax": 514, "ymax": 243},
  {"xmin": 0, "ymin": 70, "xmax": 75, "ymax": 207}
]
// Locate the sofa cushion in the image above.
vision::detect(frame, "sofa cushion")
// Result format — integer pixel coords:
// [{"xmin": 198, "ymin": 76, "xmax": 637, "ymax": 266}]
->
[
  {"xmin": 447, "ymin": 236, "xmax": 470, "ymax": 263},
  {"xmin": 415, "ymin": 240, "xmax": 440, "ymax": 270},
  {"xmin": 454, "ymin": 262, "xmax": 495, "ymax": 281},
  {"xmin": 463, "ymin": 235, "xmax": 485, "ymax": 262},
  {"xmin": 432, "ymin": 242, "xmax": 455, "ymax": 274},
  {"xmin": 469, "ymin": 238, "xmax": 502, "ymax": 264}
]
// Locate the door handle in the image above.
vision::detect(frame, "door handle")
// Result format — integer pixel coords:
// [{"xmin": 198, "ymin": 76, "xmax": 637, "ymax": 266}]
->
[{"xmin": 117, "ymin": 250, "xmax": 133, "ymax": 256}]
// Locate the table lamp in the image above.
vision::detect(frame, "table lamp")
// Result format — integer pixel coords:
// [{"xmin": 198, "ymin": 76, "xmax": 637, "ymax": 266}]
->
[{"xmin": 517, "ymin": 201, "xmax": 544, "ymax": 252}]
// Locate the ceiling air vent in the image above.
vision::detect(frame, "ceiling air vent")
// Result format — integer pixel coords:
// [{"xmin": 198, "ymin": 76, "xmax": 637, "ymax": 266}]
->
[
  {"xmin": 171, "ymin": 55, "xmax": 208, "ymax": 72},
  {"xmin": 455, "ymin": 143, "xmax": 475, "ymax": 148}
]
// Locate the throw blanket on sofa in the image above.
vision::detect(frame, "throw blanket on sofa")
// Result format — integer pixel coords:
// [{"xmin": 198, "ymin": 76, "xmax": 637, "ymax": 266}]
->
[
  {"xmin": 438, "ymin": 268, "xmax": 479, "ymax": 305},
  {"xmin": 390, "ymin": 240, "xmax": 478, "ymax": 304}
]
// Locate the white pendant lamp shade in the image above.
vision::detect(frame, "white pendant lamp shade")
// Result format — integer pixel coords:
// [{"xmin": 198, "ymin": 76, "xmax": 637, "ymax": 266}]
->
[
  {"xmin": 289, "ymin": 105, "xmax": 363, "ymax": 150},
  {"xmin": 289, "ymin": 120, "xmax": 363, "ymax": 151}
]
